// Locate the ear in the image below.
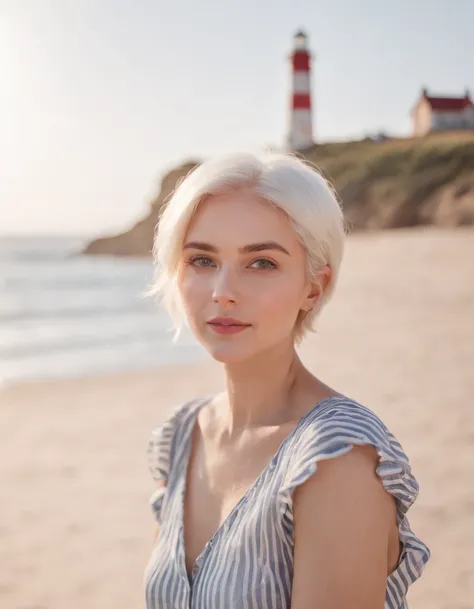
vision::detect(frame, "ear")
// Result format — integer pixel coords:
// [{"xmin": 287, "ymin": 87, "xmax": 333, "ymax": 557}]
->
[{"xmin": 302, "ymin": 265, "xmax": 332, "ymax": 312}]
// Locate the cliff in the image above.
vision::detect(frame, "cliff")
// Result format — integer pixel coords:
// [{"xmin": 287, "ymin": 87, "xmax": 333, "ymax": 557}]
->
[
  {"xmin": 83, "ymin": 131, "xmax": 474, "ymax": 256},
  {"xmin": 82, "ymin": 161, "xmax": 198, "ymax": 257},
  {"xmin": 305, "ymin": 130, "xmax": 474, "ymax": 230}
]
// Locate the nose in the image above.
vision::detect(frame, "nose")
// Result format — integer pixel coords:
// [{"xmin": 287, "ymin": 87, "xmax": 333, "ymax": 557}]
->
[{"xmin": 212, "ymin": 266, "xmax": 238, "ymax": 306}]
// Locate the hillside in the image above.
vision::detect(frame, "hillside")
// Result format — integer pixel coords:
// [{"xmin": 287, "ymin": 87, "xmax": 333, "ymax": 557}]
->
[
  {"xmin": 83, "ymin": 131, "xmax": 474, "ymax": 256},
  {"xmin": 83, "ymin": 161, "xmax": 198, "ymax": 257}
]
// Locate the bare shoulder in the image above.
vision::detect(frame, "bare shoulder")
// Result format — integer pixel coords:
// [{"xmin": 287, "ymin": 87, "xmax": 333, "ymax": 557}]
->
[
  {"xmin": 291, "ymin": 445, "xmax": 397, "ymax": 609},
  {"xmin": 195, "ymin": 391, "xmax": 229, "ymax": 435},
  {"xmin": 292, "ymin": 443, "xmax": 393, "ymax": 508}
]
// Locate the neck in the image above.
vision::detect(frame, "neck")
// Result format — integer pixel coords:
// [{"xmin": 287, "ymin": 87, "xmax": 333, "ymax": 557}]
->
[{"xmin": 220, "ymin": 339, "xmax": 310, "ymax": 432}]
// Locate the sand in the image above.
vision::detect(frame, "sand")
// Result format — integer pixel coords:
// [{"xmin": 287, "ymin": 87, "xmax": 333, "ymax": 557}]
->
[{"xmin": 1, "ymin": 227, "xmax": 473, "ymax": 609}]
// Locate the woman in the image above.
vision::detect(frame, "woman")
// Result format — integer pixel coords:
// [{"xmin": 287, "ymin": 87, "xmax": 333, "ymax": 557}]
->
[{"xmin": 144, "ymin": 152, "xmax": 430, "ymax": 608}]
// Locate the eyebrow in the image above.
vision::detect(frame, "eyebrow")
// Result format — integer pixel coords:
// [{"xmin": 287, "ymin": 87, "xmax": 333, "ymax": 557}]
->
[{"xmin": 183, "ymin": 241, "xmax": 291, "ymax": 256}]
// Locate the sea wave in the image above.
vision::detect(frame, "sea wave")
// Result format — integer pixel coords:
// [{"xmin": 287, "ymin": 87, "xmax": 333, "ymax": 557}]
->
[{"xmin": 0, "ymin": 236, "xmax": 202, "ymax": 382}]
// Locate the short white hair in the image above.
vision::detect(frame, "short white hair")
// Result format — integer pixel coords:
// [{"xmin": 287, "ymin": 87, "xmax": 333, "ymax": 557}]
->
[{"xmin": 148, "ymin": 151, "xmax": 346, "ymax": 343}]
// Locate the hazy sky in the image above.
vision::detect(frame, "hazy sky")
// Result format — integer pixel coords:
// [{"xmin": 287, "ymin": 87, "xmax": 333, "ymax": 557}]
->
[{"xmin": 1, "ymin": 0, "xmax": 472, "ymax": 237}]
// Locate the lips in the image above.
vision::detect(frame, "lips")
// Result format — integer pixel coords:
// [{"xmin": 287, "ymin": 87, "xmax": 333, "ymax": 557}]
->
[
  {"xmin": 207, "ymin": 317, "xmax": 250, "ymax": 327},
  {"xmin": 207, "ymin": 317, "xmax": 251, "ymax": 335}
]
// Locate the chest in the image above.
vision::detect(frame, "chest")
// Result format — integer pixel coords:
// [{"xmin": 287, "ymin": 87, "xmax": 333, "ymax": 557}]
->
[
  {"xmin": 182, "ymin": 425, "xmax": 292, "ymax": 575},
  {"xmin": 146, "ymin": 464, "xmax": 294, "ymax": 609}
]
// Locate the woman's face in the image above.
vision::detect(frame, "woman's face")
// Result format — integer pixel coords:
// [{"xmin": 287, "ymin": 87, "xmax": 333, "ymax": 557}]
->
[{"xmin": 177, "ymin": 189, "xmax": 322, "ymax": 364}]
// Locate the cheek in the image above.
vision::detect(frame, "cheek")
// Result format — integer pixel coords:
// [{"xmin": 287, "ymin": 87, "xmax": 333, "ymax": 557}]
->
[
  {"xmin": 178, "ymin": 272, "xmax": 208, "ymax": 312},
  {"xmin": 256, "ymin": 276, "xmax": 305, "ymax": 319}
]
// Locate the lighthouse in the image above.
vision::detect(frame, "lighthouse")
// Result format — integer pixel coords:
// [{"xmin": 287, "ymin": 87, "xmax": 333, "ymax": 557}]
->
[{"xmin": 287, "ymin": 30, "xmax": 314, "ymax": 150}]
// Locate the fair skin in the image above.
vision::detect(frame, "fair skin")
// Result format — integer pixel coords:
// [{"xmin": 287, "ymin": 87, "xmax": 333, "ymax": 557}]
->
[{"xmin": 154, "ymin": 188, "xmax": 400, "ymax": 607}]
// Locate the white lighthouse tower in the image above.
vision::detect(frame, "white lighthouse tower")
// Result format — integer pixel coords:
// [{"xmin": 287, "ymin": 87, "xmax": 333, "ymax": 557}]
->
[{"xmin": 287, "ymin": 30, "xmax": 314, "ymax": 150}]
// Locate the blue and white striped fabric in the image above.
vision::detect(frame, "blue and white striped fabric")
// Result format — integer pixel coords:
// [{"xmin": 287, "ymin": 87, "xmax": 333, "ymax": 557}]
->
[{"xmin": 144, "ymin": 396, "xmax": 430, "ymax": 608}]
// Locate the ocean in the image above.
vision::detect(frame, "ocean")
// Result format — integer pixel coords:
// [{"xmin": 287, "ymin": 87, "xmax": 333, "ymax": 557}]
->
[{"xmin": 0, "ymin": 236, "xmax": 207, "ymax": 385}]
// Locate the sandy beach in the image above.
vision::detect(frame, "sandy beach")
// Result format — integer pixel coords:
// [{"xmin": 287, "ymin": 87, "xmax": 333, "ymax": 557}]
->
[{"xmin": 1, "ymin": 227, "xmax": 473, "ymax": 609}]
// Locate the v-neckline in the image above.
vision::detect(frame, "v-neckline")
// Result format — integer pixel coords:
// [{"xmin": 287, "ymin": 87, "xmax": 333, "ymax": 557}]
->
[{"xmin": 178, "ymin": 394, "xmax": 341, "ymax": 585}]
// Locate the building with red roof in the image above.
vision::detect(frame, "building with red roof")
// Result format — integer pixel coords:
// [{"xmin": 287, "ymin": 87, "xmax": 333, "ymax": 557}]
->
[{"xmin": 411, "ymin": 87, "xmax": 474, "ymax": 136}]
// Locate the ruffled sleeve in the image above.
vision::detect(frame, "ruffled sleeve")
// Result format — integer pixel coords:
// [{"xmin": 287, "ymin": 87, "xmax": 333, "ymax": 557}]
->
[
  {"xmin": 279, "ymin": 399, "xmax": 430, "ymax": 605},
  {"xmin": 147, "ymin": 402, "xmax": 190, "ymax": 523},
  {"xmin": 148, "ymin": 416, "xmax": 176, "ymax": 483}
]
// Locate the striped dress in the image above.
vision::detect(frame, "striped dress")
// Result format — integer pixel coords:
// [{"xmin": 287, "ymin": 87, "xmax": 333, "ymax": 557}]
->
[{"xmin": 144, "ymin": 396, "xmax": 430, "ymax": 608}]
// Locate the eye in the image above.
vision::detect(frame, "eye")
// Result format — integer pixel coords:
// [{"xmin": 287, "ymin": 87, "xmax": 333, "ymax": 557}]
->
[
  {"xmin": 187, "ymin": 255, "xmax": 215, "ymax": 267},
  {"xmin": 249, "ymin": 258, "xmax": 277, "ymax": 270}
]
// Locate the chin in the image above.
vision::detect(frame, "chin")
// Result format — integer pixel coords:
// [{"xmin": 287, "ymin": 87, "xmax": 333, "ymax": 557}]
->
[
  {"xmin": 207, "ymin": 347, "xmax": 251, "ymax": 364},
  {"xmin": 201, "ymin": 340, "xmax": 255, "ymax": 365},
  {"xmin": 192, "ymin": 325, "xmax": 254, "ymax": 364}
]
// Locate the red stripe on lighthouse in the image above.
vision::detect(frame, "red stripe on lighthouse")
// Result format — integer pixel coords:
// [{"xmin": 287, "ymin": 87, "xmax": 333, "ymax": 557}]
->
[
  {"xmin": 292, "ymin": 93, "xmax": 311, "ymax": 109},
  {"xmin": 292, "ymin": 52, "xmax": 310, "ymax": 71}
]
